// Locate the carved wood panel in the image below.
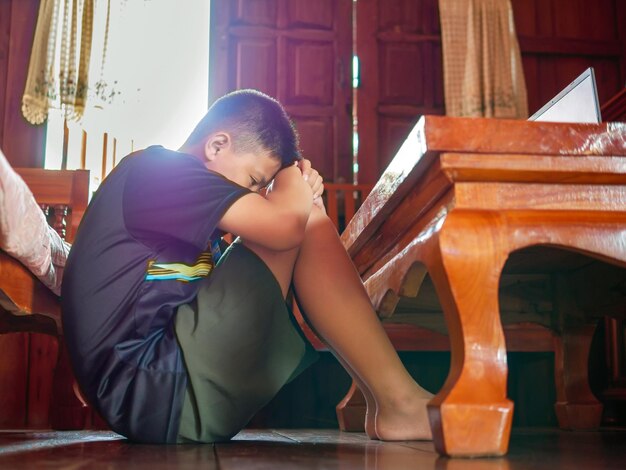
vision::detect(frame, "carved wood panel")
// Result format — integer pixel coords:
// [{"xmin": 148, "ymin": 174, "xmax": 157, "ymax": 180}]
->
[
  {"xmin": 230, "ymin": 37, "xmax": 278, "ymax": 97},
  {"xmin": 210, "ymin": 0, "xmax": 353, "ymax": 182}
]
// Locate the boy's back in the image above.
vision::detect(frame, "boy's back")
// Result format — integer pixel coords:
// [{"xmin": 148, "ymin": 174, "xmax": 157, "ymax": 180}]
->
[{"xmin": 61, "ymin": 145, "xmax": 249, "ymax": 442}]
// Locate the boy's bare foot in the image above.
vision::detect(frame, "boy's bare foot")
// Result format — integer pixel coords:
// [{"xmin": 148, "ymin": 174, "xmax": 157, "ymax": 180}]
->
[{"xmin": 374, "ymin": 389, "xmax": 434, "ymax": 441}]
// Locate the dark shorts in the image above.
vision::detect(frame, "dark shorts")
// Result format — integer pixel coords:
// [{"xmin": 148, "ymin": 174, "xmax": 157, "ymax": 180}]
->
[{"xmin": 174, "ymin": 241, "xmax": 318, "ymax": 443}]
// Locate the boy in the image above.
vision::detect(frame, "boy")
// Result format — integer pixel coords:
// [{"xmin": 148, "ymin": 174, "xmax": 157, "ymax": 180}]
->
[{"xmin": 61, "ymin": 89, "xmax": 433, "ymax": 444}]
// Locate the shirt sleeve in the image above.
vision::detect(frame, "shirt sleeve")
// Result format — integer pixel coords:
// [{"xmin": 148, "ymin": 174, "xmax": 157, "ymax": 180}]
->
[{"xmin": 122, "ymin": 147, "xmax": 250, "ymax": 248}]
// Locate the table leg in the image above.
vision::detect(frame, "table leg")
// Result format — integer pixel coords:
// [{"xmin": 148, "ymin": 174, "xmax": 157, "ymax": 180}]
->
[
  {"xmin": 336, "ymin": 381, "xmax": 367, "ymax": 432},
  {"xmin": 554, "ymin": 324, "xmax": 603, "ymax": 429},
  {"xmin": 426, "ymin": 212, "xmax": 514, "ymax": 457}
]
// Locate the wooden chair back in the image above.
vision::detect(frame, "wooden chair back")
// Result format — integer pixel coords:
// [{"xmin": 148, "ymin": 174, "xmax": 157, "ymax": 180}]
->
[
  {"xmin": 0, "ymin": 168, "xmax": 89, "ymax": 333},
  {"xmin": 323, "ymin": 183, "xmax": 373, "ymax": 232},
  {"xmin": 15, "ymin": 168, "xmax": 90, "ymax": 243}
]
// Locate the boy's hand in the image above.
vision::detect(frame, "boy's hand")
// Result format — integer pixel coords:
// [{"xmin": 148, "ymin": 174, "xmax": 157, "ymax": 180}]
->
[
  {"xmin": 297, "ymin": 159, "xmax": 324, "ymax": 199},
  {"xmin": 313, "ymin": 195, "xmax": 326, "ymax": 213}
]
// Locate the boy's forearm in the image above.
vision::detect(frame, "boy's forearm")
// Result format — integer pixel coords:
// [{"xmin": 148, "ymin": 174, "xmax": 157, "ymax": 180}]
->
[{"xmin": 217, "ymin": 165, "xmax": 313, "ymax": 250}]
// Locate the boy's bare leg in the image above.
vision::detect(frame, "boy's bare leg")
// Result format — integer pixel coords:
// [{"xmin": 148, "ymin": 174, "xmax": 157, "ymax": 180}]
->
[
  {"xmin": 244, "ymin": 206, "xmax": 433, "ymax": 441},
  {"xmin": 244, "ymin": 236, "xmax": 382, "ymax": 438},
  {"xmin": 292, "ymin": 207, "xmax": 433, "ymax": 441},
  {"xmin": 295, "ymin": 311, "xmax": 379, "ymax": 439},
  {"xmin": 241, "ymin": 237, "xmax": 378, "ymax": 438}
]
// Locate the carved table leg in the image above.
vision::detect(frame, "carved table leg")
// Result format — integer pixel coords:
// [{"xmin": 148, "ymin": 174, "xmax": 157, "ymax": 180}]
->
[
  {"xmin": 554, "ymin": 324, "xmax": 603, "ymax": 429},
  {"xmin": 551, "ymin": 268, "xmax": 604, "ymax": 430},
  {"xmin": 426, "ymin": 212, "xmax": 513, "ymax": 457},
  {"xmin": 336, "ymin": 380, "xmax": 367, "ymax": 432}
]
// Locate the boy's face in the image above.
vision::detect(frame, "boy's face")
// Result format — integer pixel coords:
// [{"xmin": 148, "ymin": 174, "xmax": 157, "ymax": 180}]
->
[{"xmin": 204, "ymin": 134, "xmax": 281, "ymax": 192}]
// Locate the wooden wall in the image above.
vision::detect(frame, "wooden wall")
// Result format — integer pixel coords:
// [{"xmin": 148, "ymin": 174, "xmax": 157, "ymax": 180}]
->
[
  {"xmin": 0, "ymin": 0, "xmax": 45, "ymax": 167},
  {"xmin": 356, "ymin": 0, "xmax": 626, "ymax": 183},
  {"xmin": 512, "ymin": 0, "xmax": 626, "ymax": 118},
  {"xmin": 0, "ymin": 0, "xmax": 56, "ymax": 429}
]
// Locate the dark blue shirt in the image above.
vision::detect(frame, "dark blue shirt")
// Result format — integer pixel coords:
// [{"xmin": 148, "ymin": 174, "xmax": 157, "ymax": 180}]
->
[{"xmin": 61, "ymin": 146, "xmax": 249, "ymax": 443}]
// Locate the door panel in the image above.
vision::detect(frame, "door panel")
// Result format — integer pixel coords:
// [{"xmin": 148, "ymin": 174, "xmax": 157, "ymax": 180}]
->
[
  {"xmin": 286, "ymin": 40, "xmax": 335, "ymax": 105},
  {"xmin": 230, "ymin": 37, "xmax": 278, "ymax": 95}
]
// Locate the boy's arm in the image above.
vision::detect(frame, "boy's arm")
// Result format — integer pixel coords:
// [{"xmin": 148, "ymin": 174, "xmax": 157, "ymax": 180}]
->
[{"xmin": 218, "ymin": 165, "xmax": 313, "ymax": 251}]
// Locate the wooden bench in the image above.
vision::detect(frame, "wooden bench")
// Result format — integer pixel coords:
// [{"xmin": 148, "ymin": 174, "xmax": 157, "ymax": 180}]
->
[{"xmin": 0, "ymin": 168, "xmax": 92, "ymax": 429}]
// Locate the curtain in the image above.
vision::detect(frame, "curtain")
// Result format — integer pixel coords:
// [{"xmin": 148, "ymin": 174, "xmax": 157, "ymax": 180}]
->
[
  {"xmin": 23, "ymin": 0, "xmax": 209, "ymax": 150},
  {"xmin": 78, "ymin": 0, "xmax": 210, "ymax": 151},
  {"xmin": 29, "ymin": 0, "xmax": 209, "ymax": 194},
  {"xmin": 439, "ymin": 0, "xmax": 528, "ymax": 119},
  {"xmin": 22, "ymin": 0, "xmax": 100, "ymax": 124}
]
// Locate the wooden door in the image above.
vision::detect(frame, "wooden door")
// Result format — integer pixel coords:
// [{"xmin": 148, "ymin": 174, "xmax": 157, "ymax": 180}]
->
[
  {"xmin": 355, "ymin": 0, "xmax": 445, "ymax": 184},
  {"xmin": 209, "ymin": 0, "xmax": 353, "ymax": 182}
]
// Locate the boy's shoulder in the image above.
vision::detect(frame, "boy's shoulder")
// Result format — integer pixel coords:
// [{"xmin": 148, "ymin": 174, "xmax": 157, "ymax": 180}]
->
[
  {"xmin": 123, "ymin": 146, "xmax": 216, "ymax": 181},
  {"xmin": 122, "ymin": 146, "xmax": 248, "ymax": 204},
  {"xmin": 129, "ymin": 145, "xmax": 198, "ymax": 167}
]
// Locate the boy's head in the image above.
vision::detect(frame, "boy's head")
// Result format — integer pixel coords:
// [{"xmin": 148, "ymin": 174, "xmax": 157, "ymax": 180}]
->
[{"xmin": 180, "ymin": 89, "xmax": 301, "ymax": 189}]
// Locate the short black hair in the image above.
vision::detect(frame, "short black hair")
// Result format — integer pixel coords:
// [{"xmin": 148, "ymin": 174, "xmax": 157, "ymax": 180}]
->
[{"xmin": 182, "ymin": 89, "xmax": 301, "ymax": 167}]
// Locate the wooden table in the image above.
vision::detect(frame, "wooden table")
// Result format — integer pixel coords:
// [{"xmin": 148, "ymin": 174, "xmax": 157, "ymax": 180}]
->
[{"xmin": 342, "ymin": 116, "xmax": 626, "ymax": 457}]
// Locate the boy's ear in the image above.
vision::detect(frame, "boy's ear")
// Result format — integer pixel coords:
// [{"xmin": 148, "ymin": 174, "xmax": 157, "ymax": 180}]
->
[{"xmin": 204, "ymin": 132, "xmax": 231, "ymax": 161}]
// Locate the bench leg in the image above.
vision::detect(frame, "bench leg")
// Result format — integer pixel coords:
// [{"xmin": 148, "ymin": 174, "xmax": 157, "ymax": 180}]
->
[{"xmin": 554, "ymin": 324, "xmax": 603, "ymax": 430}]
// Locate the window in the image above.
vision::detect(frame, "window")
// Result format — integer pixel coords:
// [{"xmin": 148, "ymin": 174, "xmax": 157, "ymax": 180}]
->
[{"xmin": 44, "ymin": 0, "xmax": 210, "ymax": 195}]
